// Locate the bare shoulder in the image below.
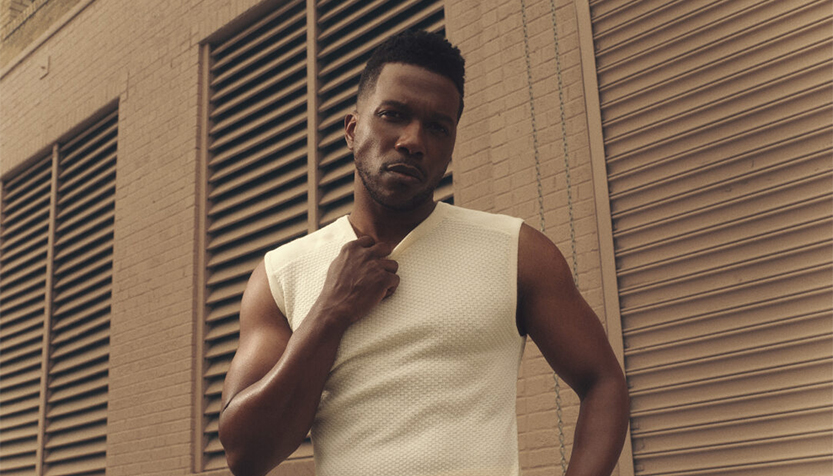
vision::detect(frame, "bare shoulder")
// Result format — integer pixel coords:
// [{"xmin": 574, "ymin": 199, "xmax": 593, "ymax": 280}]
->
[
  {"xmin": 239, "ymin": 260, "xmax": 290, "ymax": 335},
  {"xmin": 517, "ymin": 222, "xmax": 576, "ymax": 299},
  {"xmin": 221, "ymin": 259, "xmax": 292, "ymax": 410}
]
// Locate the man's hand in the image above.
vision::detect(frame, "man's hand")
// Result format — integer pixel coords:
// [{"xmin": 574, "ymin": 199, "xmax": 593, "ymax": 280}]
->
[
  {"xmin": 316, "ymin": 236, "xmax": 400, "ymax": 327},
  {"xmin": 219, "ymin": 236, "xmax": 400, "ymax": 476}
]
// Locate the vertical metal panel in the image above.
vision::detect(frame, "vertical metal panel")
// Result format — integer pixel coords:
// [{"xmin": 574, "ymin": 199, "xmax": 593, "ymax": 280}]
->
[
  {"xmin": 588, "ymin": 0, "xmax": 833, "ymax": 473},
  {"xmin": 202, "ymin": 0, "xmax": 309, "ymax": 469},
  {"xmin": 0, "ymin": 155, "xmax": 50, "ymax": 476},
  {"xmin": 42, "ymin": 109, "xmax": 117, "ymax": 476}
]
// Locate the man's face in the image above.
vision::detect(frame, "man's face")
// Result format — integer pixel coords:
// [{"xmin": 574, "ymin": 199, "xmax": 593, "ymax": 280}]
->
[{"xmin": 345, "ymin": 63, "xmax": 460, "ymax": 212}]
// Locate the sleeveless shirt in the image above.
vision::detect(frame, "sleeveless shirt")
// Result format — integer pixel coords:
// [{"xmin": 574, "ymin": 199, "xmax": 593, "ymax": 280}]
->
[{"xmin": 264, "ymin": 202, "xmax": 526, "ymax": 476}]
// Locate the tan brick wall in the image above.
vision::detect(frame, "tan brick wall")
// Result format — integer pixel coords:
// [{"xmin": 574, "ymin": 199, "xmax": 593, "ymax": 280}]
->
[
  {"xmin": 447, "ymin": 0, "xmax": 609, "ymax": 474},
  {"xmin": 0, "ymin": 0, "xmax": 614, "ymax": 474}
]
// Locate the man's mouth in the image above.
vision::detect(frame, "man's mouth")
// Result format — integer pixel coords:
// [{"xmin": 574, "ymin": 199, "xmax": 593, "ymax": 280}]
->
[{"xmin": 385, "ymin": 163, "xmax": 424, "ymax": 182}]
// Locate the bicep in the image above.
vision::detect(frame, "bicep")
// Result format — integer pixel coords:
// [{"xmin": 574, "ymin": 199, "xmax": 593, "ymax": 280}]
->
[
  {"xmin": 221, "ymin": 259, "xmax": 292, "ymax": 410},
  {"xmin": 517, "ymin": 224, "xmax": 621, "ymax": 398}
]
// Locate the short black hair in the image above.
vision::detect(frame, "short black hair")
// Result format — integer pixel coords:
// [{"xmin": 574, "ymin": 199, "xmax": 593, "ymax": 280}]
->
[{"xmin": 357, "ymin": 29, "xmax": 466, "ymax": 120}]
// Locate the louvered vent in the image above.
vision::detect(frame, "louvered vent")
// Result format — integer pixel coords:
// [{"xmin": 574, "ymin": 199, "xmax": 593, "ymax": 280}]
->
[
  {"xmin": 43, "ymin": 110, "xmax": 117, "ymax": 475},
  {"xmin": 202, "ymin": 0, "xmax": 309, "ymax": 469},
  {"xmin": 316, "ymin": 0, "xmax": 449, "ymax": 226},
  {"xmin": 0, "ymin": 155, "xmax": 51, "ymax": 476},
  {"xmin": 590, "ymin": 0, "xmax": 833, "ymax": 474}
]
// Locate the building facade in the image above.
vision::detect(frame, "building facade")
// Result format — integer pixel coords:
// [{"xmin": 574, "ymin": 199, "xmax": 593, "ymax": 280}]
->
[{"xmin": 0, "ymin": 0, "xmax": 831, "ymax": 475}]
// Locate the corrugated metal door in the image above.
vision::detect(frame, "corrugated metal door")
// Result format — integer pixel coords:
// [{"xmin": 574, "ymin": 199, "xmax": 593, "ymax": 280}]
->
[
  {"xmin": 589, "ymin": 0, "xmax": 833, "ymax": 474},
  {"xmin": 200, "ymin": 0, "xmax": 448, "ymax": 469},
  {"xmin": 0, "ymin": 155, "xmax": 51, "ymax": 475}
]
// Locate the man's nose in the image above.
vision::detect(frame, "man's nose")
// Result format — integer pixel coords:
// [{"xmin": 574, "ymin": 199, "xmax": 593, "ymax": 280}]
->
[{"xmin": 395, "ymin": 120, "xmax": 425, "ymax": 157}]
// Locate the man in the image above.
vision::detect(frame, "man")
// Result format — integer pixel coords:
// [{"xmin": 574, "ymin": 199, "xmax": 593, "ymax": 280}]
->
[{"xmin": 219, "ymin": 30, "xmax": 629, "ymax": 476}]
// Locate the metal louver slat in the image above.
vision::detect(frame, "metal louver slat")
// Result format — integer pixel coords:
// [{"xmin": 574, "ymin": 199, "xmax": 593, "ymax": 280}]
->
[
  {"xmin": 209, "ymin": 129, "xmax": 307, "ymax": 182},
  {"xmin": 590, "ymin": 1, "xmax": 833, "ymax": 472},
  {"xmin": 211, "ymin": 12, "xmax": 306, "ymax": 86},
  {"xmin": 42, "ymin": 436, "xmax": 105, "ymax": 463},
  {"xmin": 0, "ymin": 324, "xmax": 43, "ymax": 354},
  {"xmin": 0, "ymin": 306, "xmax": 43, "ymax": 341},
  {"xmin": 319, "ymin": 144, "xmax": 352, "ymax": 169},
  {"xmin": 318, "ymin": 1, "xmax": 442, "ymax": 65},
  {"xmin": 42, "ymin": 455, "xmax": 106, "ymax": 476},
  {"xmin": 55, "ymin": 194, "xmax": 114, "ymax": 237},
  {"xmin": 210, "ymin": 148, "xmax": 306, "ymax": 200},
  {"xmin": 53, "ymin": 252, "xmax": 111, "ymax": 293},
  {"xmin": 598, "ymin": 2, "xmax": 830, "ymax": 104},
  {"xmin": 0, "ymin": 248, "xmax": 47, "ymax": 290},
  {"xmin": 1, "ymin": 159, "xmax": 50, "ymax": 202},
  {"xmin": 208, "ymin": 180, "xmax": 307, "ymax": 233},
  {"xmin": 208, "ymin": 111, "xmax": 307, "ymax": 165},
  {"xmin": 209, "ymin": 165, "xmax": 307, "ymax": 217},
  {"xmin": 0, "ymin": 154, "xmax": 48, "ymax": 476},
  {"xmin": 58, "ymin": 152, "xmax": 116, "ymax": 204},
  {"xmin": 47, "ymin": 373, "xmax": 107, "ymax": 407},
  {"xmin": 35, "ymin": 111, "xmax": 117, "ymax": 476},
  {"xmin": 209, "ymin": 201, "xmax": 308, "ymax": 253},
  {"xmin": 210, "ymin": 94, "xmax": 307, "ymax": 151},
  {"xmin": 204, "ymin": 319, "xmax": 239, "ymax": 343},
  {"xmin": 2, "ymin": 191, "xmax": 49, "ymax": 233},
  {"xmin": 57, "ymin": 126, "xmax": 116, "ymax": 177},
  {"xmin": 211, "ymin": 42, "xmax": 307, "ymax": 103},
  {"xmin": 44, "ymin": 423, "xmax": 105, "ymax": 449},
  {"xmin": 0, "ymin": 220, "xmax": 48, "ymax": 255},
  {"xmin": 317, "ymin": 0, "xmax": 393, "ymax": 43},
  {"xmin": 0, "ymin": 269, "xmax": 46, "ymax": 305},
  {"xmin": 211, "ymin": 62, "xmax": 306, "ymax": 120},
  {"xmin": 211, "ymin": 78, "xmax": 306, "ymax": 138},
  {"xmin": 0, "ymin": 340, "xmax": 43, "ymax": 367}
]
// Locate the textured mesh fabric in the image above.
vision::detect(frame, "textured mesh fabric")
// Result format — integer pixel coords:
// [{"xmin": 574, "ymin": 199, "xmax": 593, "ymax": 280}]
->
[{"xmin": 264, "ymin": 202, "xmax": 526, "ymax": 476}]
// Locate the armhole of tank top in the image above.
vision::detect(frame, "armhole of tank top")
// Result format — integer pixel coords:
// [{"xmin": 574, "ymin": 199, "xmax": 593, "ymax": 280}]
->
[
  {"xmin": 509, "ymin": 217, "xmax": 524, "ymax": 338},
  {"xmin": 262, "ymin": 251, "xmax": 288, "ymax": 319}
]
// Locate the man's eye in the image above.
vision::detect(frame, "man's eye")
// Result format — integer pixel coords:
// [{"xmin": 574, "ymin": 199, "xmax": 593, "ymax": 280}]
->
[
  {"xmin": 428, "ymin": 123, "xmax": 449, "ymax": 135},
  {"xmin": 379, "ymin": 110, "xmax": 403, "ymax": 119}
]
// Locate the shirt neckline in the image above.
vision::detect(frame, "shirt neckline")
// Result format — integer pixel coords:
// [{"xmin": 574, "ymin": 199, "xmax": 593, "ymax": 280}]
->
[{"xmin": 337, "ymin": 201, "xmax": 449, "ymax": 258}]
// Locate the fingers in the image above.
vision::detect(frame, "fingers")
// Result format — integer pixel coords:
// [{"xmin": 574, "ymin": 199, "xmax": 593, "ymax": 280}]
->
[
  {"xmin": 354, "ymin": 235, "xmax": 375, "ymax": 247},
  {"xmin": 378, "ymin": 258, "xmax": 398, "ymax": 273},
  {"xmin": 384, "ymin": 274, "xmax": 400, "ymax": 298},
  {"xmin": 369, "ymin": 241, "xmax": 395, "ymax": 257}
]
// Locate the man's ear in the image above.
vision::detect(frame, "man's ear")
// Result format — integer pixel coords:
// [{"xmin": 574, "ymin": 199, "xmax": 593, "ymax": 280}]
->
[{"xmin": 344, "ymin": 112, "xmax": 358, "ymax": 150}]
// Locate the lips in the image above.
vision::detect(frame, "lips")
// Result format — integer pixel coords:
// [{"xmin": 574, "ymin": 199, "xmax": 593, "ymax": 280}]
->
[{"xmin": 385, "ymin": 163, "xmax": 424, "ymax": 182}]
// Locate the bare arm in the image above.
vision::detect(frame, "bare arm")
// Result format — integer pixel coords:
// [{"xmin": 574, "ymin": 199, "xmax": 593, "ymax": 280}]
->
[
  {"xmin": 219, "ymin": 236, "xmax": 399, "ymax": 476},
  {"xmin": 517, "ymin": 223, "xmax": 630, "ymax": 476}
]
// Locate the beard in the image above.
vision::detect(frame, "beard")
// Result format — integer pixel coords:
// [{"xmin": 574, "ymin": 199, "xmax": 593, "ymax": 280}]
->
[{"xmin": 355, "ymin": 157, "xmax": 441, "ymax": 212}]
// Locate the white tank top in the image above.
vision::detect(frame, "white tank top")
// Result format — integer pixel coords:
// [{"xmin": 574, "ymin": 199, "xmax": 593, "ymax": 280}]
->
[{"xmin": 264, "ymin": 202, "xmax": 526, "ymax": 476}]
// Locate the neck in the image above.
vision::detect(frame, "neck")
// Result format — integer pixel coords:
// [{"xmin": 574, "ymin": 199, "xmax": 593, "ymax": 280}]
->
[{"xmin": 348, "ymin": 188, "xmax": 437, "ymax": 247}]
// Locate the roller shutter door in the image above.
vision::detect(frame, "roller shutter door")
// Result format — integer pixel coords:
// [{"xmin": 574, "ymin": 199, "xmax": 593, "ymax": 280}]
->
[
  {"xmin": 0, "ymin": 155, "xmax": 51, "ymax": 476},
  {"xmin": 200, "ymin": 0, "xmax": 447, "ymax": 469},
  {"xmin": 589, "ymin": 0, "xmax": 833, "ymax": 474}
]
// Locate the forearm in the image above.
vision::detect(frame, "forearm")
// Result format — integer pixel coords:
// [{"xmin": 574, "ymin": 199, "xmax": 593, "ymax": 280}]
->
[
  {"xmin": 565, "ymin": 372, "xmax": 630, "ymax": 476},
  {"xmin": 219, "ymin": 306, "xmax": 348, "ymax": 476}
]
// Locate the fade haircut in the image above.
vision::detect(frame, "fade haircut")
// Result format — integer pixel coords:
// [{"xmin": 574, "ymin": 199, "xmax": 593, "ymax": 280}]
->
[{"xmin": 357, "ymin": 29, "xmax": 466, "ymax": 121}]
